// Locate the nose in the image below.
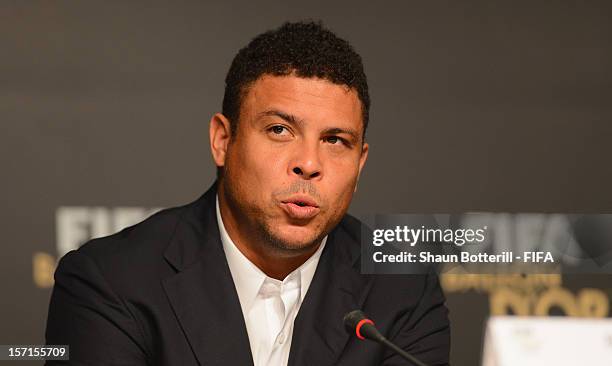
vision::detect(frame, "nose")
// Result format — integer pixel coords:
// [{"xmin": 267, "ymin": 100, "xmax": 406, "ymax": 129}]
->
[{"xmin": 290, "ymin": 142, "xmax": 322, "ymax": 180}]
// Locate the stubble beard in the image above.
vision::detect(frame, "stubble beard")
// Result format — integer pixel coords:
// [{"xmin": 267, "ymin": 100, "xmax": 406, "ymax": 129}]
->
[
  {"xmin": 221, "ymin": 176, "xmax": 326, "ymax": 259},
  {"xmin": 255, "ymin": 217, "xmax": 328, "ymax": 258}
]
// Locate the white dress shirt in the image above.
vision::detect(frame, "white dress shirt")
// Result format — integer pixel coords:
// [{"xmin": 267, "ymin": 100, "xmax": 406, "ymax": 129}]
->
[{"xmin": 216, "ymin": 195, "xmax": 327, "ymax": 366}]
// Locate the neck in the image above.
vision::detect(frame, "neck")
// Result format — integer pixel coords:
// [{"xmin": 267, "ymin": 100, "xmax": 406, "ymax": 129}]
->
[
  {"xmin": 217, "ymin": 184, "xmax": 321, "ymax": 280},
  {"xmin": 231, "ymin": 236, "xmax": 319, "ymax": 280}
]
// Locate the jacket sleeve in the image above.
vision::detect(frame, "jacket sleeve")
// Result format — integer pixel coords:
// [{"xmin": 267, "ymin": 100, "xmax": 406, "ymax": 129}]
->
[
  {"xmin": 382, "ymin": 273, "xmax": 451, "ymax": 366},
  {"xmin": 44, "ymin": 250, "xmax": 149, "ymax": 365}
]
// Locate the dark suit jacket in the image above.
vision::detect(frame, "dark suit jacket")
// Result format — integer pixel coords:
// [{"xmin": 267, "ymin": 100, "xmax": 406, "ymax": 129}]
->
[{"xmin": 45, "ymin": 182, "xmax": 450, "ymax": 365}]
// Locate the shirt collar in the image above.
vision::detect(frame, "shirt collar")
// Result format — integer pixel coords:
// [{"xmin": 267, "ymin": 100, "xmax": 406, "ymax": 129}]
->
[{"xmin": 216, "ymin": 194, "xmax": 327, "ymax": 315}]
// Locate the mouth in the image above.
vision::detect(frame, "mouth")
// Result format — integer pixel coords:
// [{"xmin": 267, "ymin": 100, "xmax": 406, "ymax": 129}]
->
[{"xmin": 280, "ymin": 196, "xmax": 320, "ymax": 220}]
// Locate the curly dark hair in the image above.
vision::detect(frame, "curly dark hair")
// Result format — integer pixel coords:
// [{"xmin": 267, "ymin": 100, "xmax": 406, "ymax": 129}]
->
[{"xmin": 222, "ymin": 21, "xmax": 370, "ymax": 140}]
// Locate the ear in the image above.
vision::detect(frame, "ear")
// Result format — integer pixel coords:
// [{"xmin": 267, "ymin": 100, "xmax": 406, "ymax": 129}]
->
[
  {"xmin": 354, "ymin": 142, "xmax": 369, "ymax": 193},
  {"xmin": 209, "ymin": 113, "xmax": 232, "ymax": 168}
]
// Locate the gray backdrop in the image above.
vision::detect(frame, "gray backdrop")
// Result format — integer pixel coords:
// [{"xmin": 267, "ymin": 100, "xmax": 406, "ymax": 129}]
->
[{"xmin": 2, "ymin": 1, "xmax": 611, "ymax": 365}]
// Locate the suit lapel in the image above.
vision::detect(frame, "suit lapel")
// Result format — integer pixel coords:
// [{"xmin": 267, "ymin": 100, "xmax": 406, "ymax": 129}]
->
[
  {"xmin": 162, "ymin": 183, "xmax": 254, "ymax": 366},
  {"xmin": 289, "ymin": 223, "xmax": 374, "ymax": 366},
  {"xmin": 160, "ymin": 182, "xmax": 373, "ymax": 366}
]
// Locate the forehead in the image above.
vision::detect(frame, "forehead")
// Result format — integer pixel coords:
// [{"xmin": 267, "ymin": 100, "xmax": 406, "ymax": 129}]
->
[{"xmin": 241, "ymin": 75, "xmax": 364, "ymax": 130}]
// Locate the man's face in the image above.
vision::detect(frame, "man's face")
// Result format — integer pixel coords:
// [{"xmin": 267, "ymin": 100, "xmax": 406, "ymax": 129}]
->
[{"xmin": 213, "ymin": 74, "xmax": 368, "ymax": 253}]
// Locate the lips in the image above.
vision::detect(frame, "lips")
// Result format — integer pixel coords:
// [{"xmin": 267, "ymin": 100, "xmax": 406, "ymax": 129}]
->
[{"xmin": 280, "ymin": 195, "xmax": 320, "ymax": 220}]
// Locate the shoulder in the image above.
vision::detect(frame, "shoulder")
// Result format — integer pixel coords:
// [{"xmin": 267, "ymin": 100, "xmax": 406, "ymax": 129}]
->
[
  {"xmin": 55, "ymin": 201, "xmax": 197, "ymax": 295},
  {"xmin": 80, "ymin": 205, "xmax": 184, "ymax": 263}
]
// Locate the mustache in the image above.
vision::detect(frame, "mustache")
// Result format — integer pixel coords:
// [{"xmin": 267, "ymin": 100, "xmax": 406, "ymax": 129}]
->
[{"xmin": 273, "ymin": 181, "xmax": 322, "ymax": 202}]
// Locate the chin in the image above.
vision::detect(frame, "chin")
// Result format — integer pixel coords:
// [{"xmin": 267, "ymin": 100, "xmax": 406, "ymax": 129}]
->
[{"xmin": 266, "ymin": 225, "xmax": 324, "ymax": 252}]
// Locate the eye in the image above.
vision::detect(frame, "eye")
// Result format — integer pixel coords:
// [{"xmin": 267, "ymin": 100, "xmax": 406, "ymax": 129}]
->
[
  {"xmin": 271, "ymin": 125, "xmax": 286, "ymax": 134},
  {"xmin": 324, "ymin": 136, "xmax": 346, "ymax": 145},
  {"xmin": 266, "ymin": 125, "xmax": 292, "ymax": 140}
]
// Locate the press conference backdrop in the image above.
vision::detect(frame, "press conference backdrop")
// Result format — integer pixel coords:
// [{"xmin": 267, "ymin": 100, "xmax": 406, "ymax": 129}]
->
[{"xmin": 2, "ymin": 1, "xmax": 611, "ymax": 365}]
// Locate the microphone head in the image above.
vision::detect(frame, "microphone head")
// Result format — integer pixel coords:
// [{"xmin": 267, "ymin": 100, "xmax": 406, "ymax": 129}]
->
[
  {"xmin": 343, "ymin": 310, "xmax": 367, "ymax": 334},
  {"xmin": 344, "ymin": 310, "xmax": 385, "ymax": 341},
  {"xmin": 343, "ymin": 310, "xmax": 426, "ymax": 366}
]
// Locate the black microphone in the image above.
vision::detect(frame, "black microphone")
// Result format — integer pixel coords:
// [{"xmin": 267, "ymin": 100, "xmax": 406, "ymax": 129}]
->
[{"xmin": 343, "ymin": 310, "xmax": 429, "ymax": 366}]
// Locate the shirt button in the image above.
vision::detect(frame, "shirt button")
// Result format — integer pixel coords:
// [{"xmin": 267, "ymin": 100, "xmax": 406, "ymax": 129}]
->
[{"xmin": 278, "ymin": 332, "xmax": 286, "ymax": 344}]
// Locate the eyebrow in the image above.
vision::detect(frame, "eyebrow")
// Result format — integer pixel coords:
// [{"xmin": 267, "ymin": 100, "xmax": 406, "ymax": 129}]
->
[
  {"xmin": 257, "ymin": 109, "xmax": 361, "ymax": 142},
  {"xmin": 257, "ymin": 109, "xmax": 305, "ymax": 128}
]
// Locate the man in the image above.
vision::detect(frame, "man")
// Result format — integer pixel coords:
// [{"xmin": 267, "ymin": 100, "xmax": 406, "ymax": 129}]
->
[{"xmin": 45, "ymin": 21, "xmax": 450, "ymax": 365}]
